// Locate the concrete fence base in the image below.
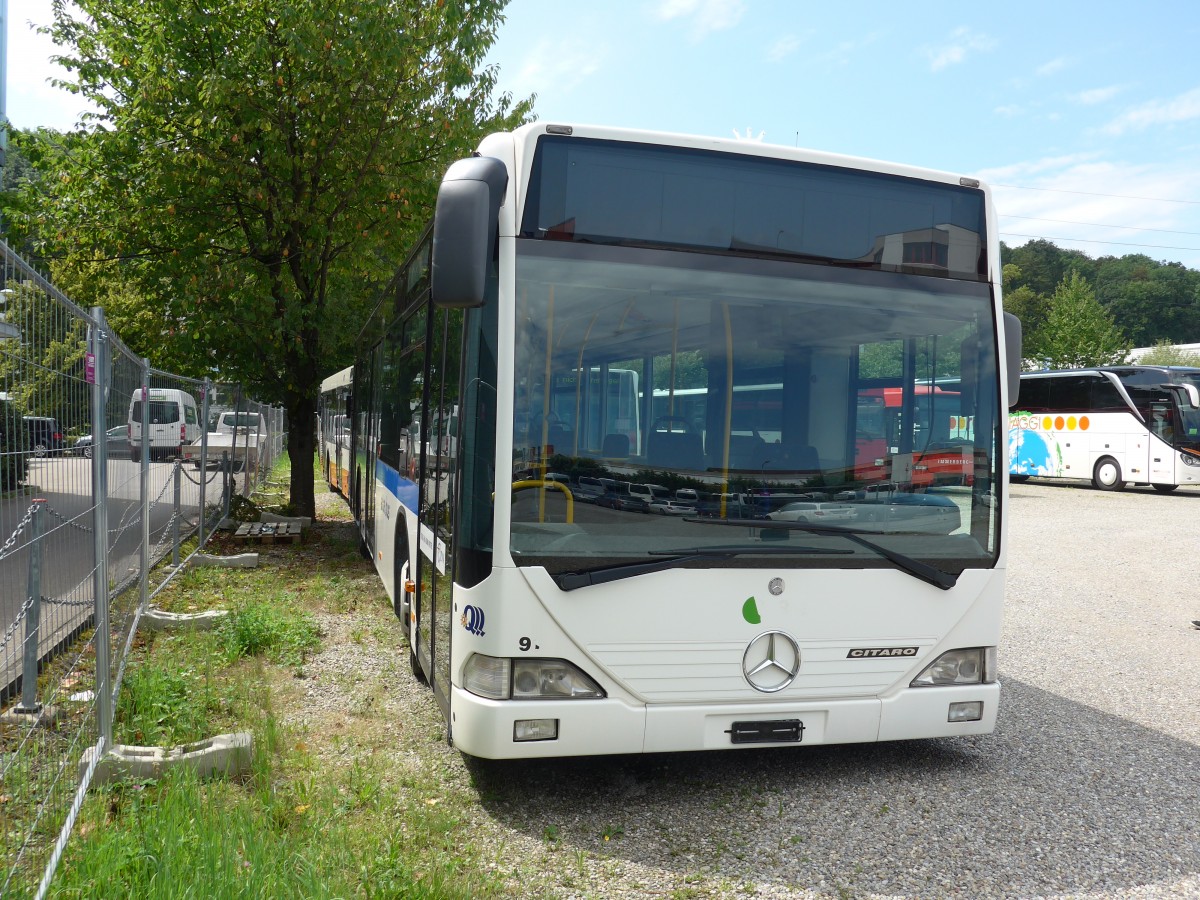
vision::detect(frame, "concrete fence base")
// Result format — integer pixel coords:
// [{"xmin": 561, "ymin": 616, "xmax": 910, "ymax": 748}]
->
[
  {"xmin": 142, "ymin": 608, "xmax": 229, "ymax": 632},
  {"xmin": 192, "ymin": 552, "xmax": 259, "ymax": 569},
  {"xmin": 80, "ymin": 732, "xmax": 254, "ymax": 785}
]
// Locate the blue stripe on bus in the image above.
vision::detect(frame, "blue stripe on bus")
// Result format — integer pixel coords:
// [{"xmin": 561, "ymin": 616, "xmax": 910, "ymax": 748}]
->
[{"xmin": 376, "ymin": 459, "xmax": 419, "ymax": 513}]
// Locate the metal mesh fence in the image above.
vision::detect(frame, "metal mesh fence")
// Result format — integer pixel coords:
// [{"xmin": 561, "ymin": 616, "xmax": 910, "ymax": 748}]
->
[{"xmin": 0, "ymin": 238, "xmax": 286, "ymax": 897}]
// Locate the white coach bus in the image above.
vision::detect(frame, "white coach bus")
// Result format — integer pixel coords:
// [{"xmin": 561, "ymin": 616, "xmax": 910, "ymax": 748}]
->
[
  {"xmin": 340, "ymin": 122, "xmax": 1022, "ymax": 759},
  {"xmin": 1009, "ymin": 365, "xmax": 1200, "ymax": 491}
]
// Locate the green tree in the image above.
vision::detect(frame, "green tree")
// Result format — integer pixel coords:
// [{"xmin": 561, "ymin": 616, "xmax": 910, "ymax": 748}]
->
[
  {"xmin": 1039, "ymin": 272, "xmax": 1130, "ymax": 369},
  {"xmin": 20, "ymin": 0, "xmax": 531, "ymax": 516}
]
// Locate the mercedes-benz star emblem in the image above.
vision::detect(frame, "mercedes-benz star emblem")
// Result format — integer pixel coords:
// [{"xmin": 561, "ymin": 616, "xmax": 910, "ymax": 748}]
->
[{"xmin": 742, "ymin": 631, "xmax": 801, "ymax": 693}]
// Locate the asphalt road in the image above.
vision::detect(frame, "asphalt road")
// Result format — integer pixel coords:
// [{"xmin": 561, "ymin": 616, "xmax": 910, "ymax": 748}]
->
[
  {"xmin": 470, "ymin": 478, "xmax": 1200, "ymax": 898},
  {"xmin": 0, "ymin": 454, "xmax": 226, "ymax": 695}
]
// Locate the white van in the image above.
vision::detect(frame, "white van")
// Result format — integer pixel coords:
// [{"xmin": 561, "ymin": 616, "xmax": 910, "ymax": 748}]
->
[{"xmin": 128, "ymin": 388, "xmax": 201, "ymax": 461}]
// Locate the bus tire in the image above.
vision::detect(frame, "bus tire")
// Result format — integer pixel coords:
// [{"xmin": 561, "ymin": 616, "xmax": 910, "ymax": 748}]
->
[
  {"xmin": 1009, "ymin": 474, "xmax": 1030, "ymax": 484},
  {"xmin": 1092, "ymin": 457, "xmax": 1125, "ymax": 491},
  {"xmin": 1152, "ymin": 483, "xmax": 1178, "ymax": 493}
]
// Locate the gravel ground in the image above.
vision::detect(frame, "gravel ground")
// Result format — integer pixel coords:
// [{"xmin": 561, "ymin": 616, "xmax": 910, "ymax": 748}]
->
[{"xmin": 290, "ymin": 481, "xmax": 1200, "ymax": 899}]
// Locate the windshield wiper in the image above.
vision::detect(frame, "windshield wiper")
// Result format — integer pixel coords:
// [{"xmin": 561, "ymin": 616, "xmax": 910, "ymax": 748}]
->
[
  {"xmin": 555, "ymin": 546, "xmax": 834, "ymax": 592},
  {"xmin": 681, "ymin": 518, "xmax": 958, "ymax": 591}
]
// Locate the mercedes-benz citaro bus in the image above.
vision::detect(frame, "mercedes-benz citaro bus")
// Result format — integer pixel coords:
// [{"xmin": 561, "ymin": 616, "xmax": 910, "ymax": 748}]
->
[{"xmin": 327, "ymin": 122, "xmax": 1022, "ymax": 759}]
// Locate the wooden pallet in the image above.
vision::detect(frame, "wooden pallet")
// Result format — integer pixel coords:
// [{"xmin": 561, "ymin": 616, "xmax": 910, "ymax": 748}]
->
[{"xmin": 232, "ymin": 522, "xmax": 303, "ymax": 544}]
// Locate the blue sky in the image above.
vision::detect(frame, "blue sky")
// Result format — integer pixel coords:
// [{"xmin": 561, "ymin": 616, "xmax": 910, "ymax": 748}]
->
[{"xmin": 8, "ymin": 0, "xmax": 1200, "ymax": 270}]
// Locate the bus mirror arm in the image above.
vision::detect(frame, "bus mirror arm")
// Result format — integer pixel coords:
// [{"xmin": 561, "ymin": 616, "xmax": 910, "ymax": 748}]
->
[
  {"xmin": 1159, "ymin": 382, "xmax": 1200, "ymax": 409},
  {"xmin": 1003, "ymin": 313, "xmax": 1023, "ymax": 408},
  {"xmin": 431, "ymin": 156, "xmax": 508, "ymax": 309}
]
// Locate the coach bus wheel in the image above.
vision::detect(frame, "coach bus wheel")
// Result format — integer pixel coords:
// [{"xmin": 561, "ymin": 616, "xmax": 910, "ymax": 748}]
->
[
  {"xmin": 1152, "ymin": 483, "xmax": 1178, "ymax": 493},
  {"xmin": 1092, "ymin": 457, "xmax": 1125, "ymax": 491},
  {"xmin": 1009, "ymin": 474, "xmax": 1030, "ymax": 483}
]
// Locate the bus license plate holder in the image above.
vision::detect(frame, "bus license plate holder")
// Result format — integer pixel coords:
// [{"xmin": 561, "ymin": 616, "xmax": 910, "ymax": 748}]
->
[{"xmin": 727, "ymin": 719, "xmax": 805, "ymax": 744}]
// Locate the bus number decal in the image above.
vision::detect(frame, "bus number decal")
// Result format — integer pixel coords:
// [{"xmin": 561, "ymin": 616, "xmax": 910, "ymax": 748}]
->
[{"xmin": 518, "ymin": 636, "xmax": 539, "ymax": 651}]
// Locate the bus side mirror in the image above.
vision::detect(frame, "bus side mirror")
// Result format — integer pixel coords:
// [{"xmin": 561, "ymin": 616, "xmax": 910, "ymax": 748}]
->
[
  {"xmin": 431, "ymin": 156, "xmax": 508, "ymax": 309},
  {"xmin": 1003, "ymin": 313, "xmax": 1023, "ymax": 408}
]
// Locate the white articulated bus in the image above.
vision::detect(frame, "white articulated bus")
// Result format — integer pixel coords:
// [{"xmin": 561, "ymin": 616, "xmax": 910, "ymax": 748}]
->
[
  {"xmin": 1009, "ymin": 365, "xmax": 1200, "ymax": 491},
  {"xmin": 336, "ymin": 122, "xmax": 1022, "ymax": 759}
]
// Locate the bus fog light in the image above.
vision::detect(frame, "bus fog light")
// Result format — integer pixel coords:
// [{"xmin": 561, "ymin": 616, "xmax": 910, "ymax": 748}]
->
[
  {"xmin": 514, "ymin": 719, "xmax": 558, "ymax": 742},
  {"xmin": 948, "ymin": 701, "xmax": 983, "ymax": 723},
  {"xmin": 512, "ymin": 659, "xmax": 605, "ymax": 699},
  {"xmin": 464, "ymin": 654, "xmax": 511, "ymax": 699},
  {"xmin": 911, "ymin": 648, "xmax": 994, "ymax": 686}
]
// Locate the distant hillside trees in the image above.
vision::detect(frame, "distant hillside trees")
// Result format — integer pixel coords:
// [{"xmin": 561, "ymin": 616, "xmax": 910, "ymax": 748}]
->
[{"xmin": 1001, "ymin": 239, "xmax": 1200, "ymax": 370}]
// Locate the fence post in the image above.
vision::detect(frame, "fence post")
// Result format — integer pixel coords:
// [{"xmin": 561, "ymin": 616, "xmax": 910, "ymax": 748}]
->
[
  {"xmin": 139, "ymin": 359, "xmax": 150, "ymax": 614},
  {"xmin": 222, "ymin": 451, "xmax": 231, "ymax": 518},
  {"xmin": 171, "ymin": 461, "xmax": 182, "ymax": 567},
  {"xmin": 90, "ymin": 308, "xmax": 113, "ymax": 747},
  {"xmin": 199, "ymin": 379, "xmax": 210, "ymax": 545},
  {"xmin": 15, "ymin": 500, "xmax": 47, "ymax": 715}
]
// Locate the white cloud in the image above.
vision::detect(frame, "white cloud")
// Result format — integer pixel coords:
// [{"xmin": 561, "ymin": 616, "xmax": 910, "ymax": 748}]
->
[
  {"xmin": 1072, "ymin": 85, "xmax": 1123, "ymax": 106},
  {"xmin": 814, "ymin": 32, "xmax": 882, "ymax": 67},
  {"xmin": 766, "ymin": 34, "xmax": 803, "ymax": 63},
  {"xmin": 655, "ymin": 0, "xmax": 745, "ymax": 41},
  {"xmin": 1101, "ymin": 86, "xmax": 1200, "ymax": 135},
  {"xmin": 504, "ymin": 40, "xmax": 606, "ymax": 104},
  {"xmin": 978, "ymin": 155, "xmax": 1200, "ymax": 269},
  {"xmin": 994, "ymin": 105, "xmax": 1023, "ymax": 118},
  {"xmin": 1035, "ymin": 57, "xmax": 1068, "ymax": 77},
  {"xmin": 924, "ymin": 27, "xmax": 996, "ymax": 72},
  {"xmin": 5, "ymin": 1, "xmax": 99, "ymax": 130}
]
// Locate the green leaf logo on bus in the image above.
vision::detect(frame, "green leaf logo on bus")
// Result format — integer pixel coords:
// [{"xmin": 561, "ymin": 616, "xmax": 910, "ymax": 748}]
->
[{"xmin": 742, "ymin": 596, "xmax": 761, "ymax": 625}]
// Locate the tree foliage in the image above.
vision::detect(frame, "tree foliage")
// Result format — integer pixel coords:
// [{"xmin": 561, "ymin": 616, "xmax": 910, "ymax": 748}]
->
[
  {"xmin": 1002, "ymin": 241, "xmax": 1200, "ymax": 355},
  {"xmin": 1135, "ymin": 340, "xmax": 1200, "ymax": 366},
  {"xmin": 16, "ymin": 0, "xmax": 531, "ymax": 515},
  {"xmin": 1037, "ymin": 272, "xmax": 1130, "ymax": 369}
]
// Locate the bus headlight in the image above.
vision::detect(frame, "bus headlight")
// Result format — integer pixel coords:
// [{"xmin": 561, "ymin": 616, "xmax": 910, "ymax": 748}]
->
[
  {"xmin": 1181, "ymin": 452, "xmax": 1200, "ymax": 467},
  {"xmin": 910, "ymin": 647, "xmax": 996, "ymax": 687},
  {"xmin": 464, "ymin": 654, "xmax": 606, "ymax": 700}
]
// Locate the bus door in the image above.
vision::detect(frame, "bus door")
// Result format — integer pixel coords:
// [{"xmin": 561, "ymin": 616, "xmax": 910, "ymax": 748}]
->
[
  {"xmin": 415, "ymin": 307, "xmax": 463, "ymax": 715},
  {"xmin": 1148, "ymin": 399, "xmax": 1177, "ymax": 484}
]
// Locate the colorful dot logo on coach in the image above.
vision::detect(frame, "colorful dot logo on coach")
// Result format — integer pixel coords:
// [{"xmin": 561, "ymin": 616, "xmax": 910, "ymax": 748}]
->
[
  {"xmin": 461, "ymin": 605, "xmax": 486, "ymax": 636},
  {"xmin": 742, "ymin": 597, "xmax": 761, "ymax": 625}
]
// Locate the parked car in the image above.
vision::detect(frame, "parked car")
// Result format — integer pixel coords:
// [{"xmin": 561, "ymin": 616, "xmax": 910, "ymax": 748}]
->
[
  {"xmin": 22, "ymin": 416, "xmax": 65, "ymax": 457},
  {"xmin": 73, "ymin": 425, "xmax": 129, "ymax": 459},
  {"xmin": 767, "ymin": 501, "xmax": 857, "ymax": 524},
  {"xmin": 648, "ymin": 498, "xmax": 696, "ymax": 516},
  {"xmin": 573, "ymin": 476, "xmax": 608, "ymax": 503}
]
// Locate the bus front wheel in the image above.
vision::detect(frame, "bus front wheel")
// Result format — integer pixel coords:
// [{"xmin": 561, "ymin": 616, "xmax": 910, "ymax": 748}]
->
[
  {"xmin": 1093, "ymin": 457, "xmax": 1125, "ymax": 491},
  {"xmin": 1152, "ymin": 483, "xmax": 1178, "ymax": 493}
]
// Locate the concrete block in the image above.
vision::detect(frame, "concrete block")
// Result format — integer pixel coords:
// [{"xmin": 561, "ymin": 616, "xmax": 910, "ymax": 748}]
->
[
  {"xmin": 0, "ymin": 705, "xmax": 63, "ymax": 728},
  {"xmin": 81, "ymin": 732, "xmax": 253, "ymax": 785},
  {"xmin": 142, "ymin": 608, "xmax": 229, "ymax": 632},
  {"xmin": 191, "ymin": 552, "xmax": 259, "ymax": 569}
]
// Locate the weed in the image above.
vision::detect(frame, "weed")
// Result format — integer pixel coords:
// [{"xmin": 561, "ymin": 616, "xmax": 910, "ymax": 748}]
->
[{"xmin": 219, "ymin": 597, "xmax": 320, "ymax": 665}]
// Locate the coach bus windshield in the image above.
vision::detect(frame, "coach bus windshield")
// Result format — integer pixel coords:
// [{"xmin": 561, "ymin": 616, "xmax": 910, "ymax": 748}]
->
[{"xmin": 508, "ymin": 240, "xmax": 1001, "ymax": 582}]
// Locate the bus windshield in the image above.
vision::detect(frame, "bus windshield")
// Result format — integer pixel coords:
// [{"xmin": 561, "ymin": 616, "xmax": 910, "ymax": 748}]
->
[{"xmin": 509, "ymin": 240, "xmax": 1000, "ymax": 578}]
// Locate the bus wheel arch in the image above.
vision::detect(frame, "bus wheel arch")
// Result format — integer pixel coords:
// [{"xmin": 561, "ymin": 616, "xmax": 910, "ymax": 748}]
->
[{"xmin": 1092, "ymin": 456, "xmax": 1125, "ymax": 491}]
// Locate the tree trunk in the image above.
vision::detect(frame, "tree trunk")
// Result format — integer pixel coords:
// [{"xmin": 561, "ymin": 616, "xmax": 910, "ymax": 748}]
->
[{"xmin": 288, "ymin": 393, "xmax": 317, "ymax": 518}]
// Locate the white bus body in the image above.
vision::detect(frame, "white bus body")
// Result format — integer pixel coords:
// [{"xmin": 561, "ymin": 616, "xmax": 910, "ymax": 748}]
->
[
  {"xmin": 346, "ymin": 123, "xmax": 1020, "ymax": 759},
  {"xmin": 319, "ymin": 366, "xmax": 354, "ymax": 496},
  {"xmin": 1010, "ymin": 366, "xmax": 1200, "ymax": 491}
]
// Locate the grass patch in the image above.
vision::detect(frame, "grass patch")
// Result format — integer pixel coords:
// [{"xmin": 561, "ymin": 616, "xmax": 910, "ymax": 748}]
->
[
  {"xmin": 219, "ymin": 598, "xmax": 321, "ymax": 666},
  {"xmin": 52, "ymin": 457, "xmax": 513, "ymax": 899}
]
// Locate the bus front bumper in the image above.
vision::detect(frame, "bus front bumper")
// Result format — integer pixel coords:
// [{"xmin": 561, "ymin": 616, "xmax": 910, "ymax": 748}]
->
[{"xmin": 449, "ymin": 683, "xmax": 1000, "ymax": 759}]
